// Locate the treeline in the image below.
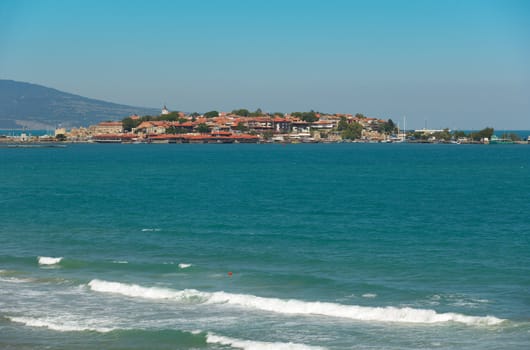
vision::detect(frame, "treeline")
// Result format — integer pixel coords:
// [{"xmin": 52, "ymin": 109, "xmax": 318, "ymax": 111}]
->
[{"xmin": 411, "ymin": 127, "xmax": 497, "ymax": 141}]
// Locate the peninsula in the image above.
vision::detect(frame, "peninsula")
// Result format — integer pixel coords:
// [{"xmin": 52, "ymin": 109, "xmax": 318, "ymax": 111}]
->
[{"xmin": 1, "ymin": 106, "xmax": 527, "ymax": 145}]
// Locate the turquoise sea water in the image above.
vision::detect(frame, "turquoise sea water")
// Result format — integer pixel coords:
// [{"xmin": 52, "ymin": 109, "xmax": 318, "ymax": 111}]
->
[{"xmin": 1, "ymin": 143, "xmax": 529, "ymax": 349}]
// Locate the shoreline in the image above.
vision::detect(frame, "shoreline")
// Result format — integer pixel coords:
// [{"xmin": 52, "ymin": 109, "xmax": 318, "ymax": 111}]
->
[{"xmin": 1, "ymin": 139, "xmax": 529, "ymax": 146}]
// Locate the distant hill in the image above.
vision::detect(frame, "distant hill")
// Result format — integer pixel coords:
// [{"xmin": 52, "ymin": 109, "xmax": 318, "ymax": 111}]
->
[{"xmin": 0, "ymin": 79, "xmax": 159, "ymax": 128}]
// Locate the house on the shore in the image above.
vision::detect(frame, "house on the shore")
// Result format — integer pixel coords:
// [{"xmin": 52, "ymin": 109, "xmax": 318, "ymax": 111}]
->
[
  {"xmin": 134, "ymin": 121, "xmax": 167, "ymax": 135},
  {"xmin": 89, "ymin": 121, "xmax": 123, "ymax": 135}
]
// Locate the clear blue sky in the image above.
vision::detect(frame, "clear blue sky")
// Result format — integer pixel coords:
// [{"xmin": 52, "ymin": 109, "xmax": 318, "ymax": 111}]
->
[{"xmin": 1, "ymin": 0, "xmax": 529, "ymax": 129}]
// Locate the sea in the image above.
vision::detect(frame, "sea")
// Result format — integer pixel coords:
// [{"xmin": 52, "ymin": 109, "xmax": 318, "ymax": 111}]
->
[{"xmin": 0, "ymin": 143, "xmax": 529, "ymax": 350}]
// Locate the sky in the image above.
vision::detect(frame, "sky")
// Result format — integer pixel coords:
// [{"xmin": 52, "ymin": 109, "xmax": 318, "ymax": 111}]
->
[{"xmin": 1, "ymin": 0, "xmax": 529, "ymax": 129}]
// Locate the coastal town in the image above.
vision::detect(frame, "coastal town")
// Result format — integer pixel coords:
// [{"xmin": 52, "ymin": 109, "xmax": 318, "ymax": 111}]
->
[{"xmin": 1, "ymin": 106, "xmax": 528, "ymax": 145}]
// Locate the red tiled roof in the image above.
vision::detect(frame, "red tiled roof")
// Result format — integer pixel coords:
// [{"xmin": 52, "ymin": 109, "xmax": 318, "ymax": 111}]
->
[
  {"xmin": 149, "ymin": 134, "xmax": 182, "ymax": 140},
  {"xmin": 98, "ymin": 122, "xmax": 122, "ymax": 127},
  {"xmin": 136, "ymin": 121, "xmax": 153, "ymax": 129}
]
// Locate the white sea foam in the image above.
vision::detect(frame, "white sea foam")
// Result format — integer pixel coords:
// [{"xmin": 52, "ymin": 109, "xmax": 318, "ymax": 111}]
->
[
  {"xmin": 38, "ymin": 256, "xmax": 63, "ymax": 265},
  {"xmin": 8, "ymin": 316, "xmax": 115, "ymax": 333},
  {"xmin": 141, "ymin": 228, "xmax": 161, "ymax": 232},
  {"xmin": 362, "ymin": 293, "xmax": 377, "ymax": 298},
  {"xmin": 87, "ymin": 279, "xmax": 504, "ymax": 326},
  {"xmin": 88, "ymin": 279, "xmax": 209, "ymax": 303},
  {"xmin": 178, "ymin": 263, "xmax": 192, "ymax": 269},
  {"xmin": 207, "ymin": 333, "xmax": 326, "ymax": 350},
  {"xmin": 0, "ymin": 276, "xmax": 34, "ymax": 283},
  {"xmin": 112, "ymin": 260, "xmax": 129, "ymax": 264}
]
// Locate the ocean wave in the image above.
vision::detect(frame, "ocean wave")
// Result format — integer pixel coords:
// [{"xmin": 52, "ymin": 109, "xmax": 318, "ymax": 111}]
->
[
  {"xmin": 0, "ymin": 276, "xmax": 35, "ymax": 283},
  {"xmin": 88, "ymin": 279, "xmax": 209, "ymax": 303},
  {"xmin": 7, "ymin": 316, "xmax": 116, "ymax": 333},
  {"xmin": 178, "ymin": 263, "xmax": 192, "ymax": 269},
  {"xmin": 207, "ymin": 333, "xmax": 326, "ymax": 350},
  {"xmin": 87, "ymin": 280, "xmax": 504, "ymax": 326},
  {"xmin": 8, "ymin": 316, "xmax": 207, "ymax": 346},
  {"xmin": 38, "ymin": 256, "xmax": 63, "ymax": 265}
]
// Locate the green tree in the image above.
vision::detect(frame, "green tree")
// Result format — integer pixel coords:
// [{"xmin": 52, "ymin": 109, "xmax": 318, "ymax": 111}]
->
[
  {"xmin": 470, "ymin": 127, "xmax": 494, "ymax": 141},
  {"xmin": 355, "ymin": 113, "xmax": 366, "ymax": 119},
  {"xmin": 236, "ymin": 121, "xmax": 249, "ymax": 132},
  {"xmin": 291, "ymin": 112, "xmax": 302, "ymax": 118},
  {"xmin": 380, "ymin": 119, "xmax": 396, "ymax": 134},
  {"xmin": 341, "ymin": 122, "xmax": 362, "ymax": 140},
  {"xmin": 249, "ymin": 108, "xmax": 263, "ymax": 117},
  {"xmin": 166, "ymin": 126, "xmax": 188, "ymax": 134},
  {"xmin": 292, "ymin": 111, "xmax": 318, "ymax": 123},
  {"xmin": 232, "ymin": 109, "xmax": 250, "ymax": 117},
  {"xmin": 303, "ymin": 111, "xmax": 318, "ymax": 123},
  {"xmin": 160, "ymin": 111, "xmax": 181, "ymax": 121},
  {"xmin": 203, "ymin": 110, "xmax": 219, "ymax": 118},
  {"xmin": 122, "ymin": 117, "xmax": 140, "ymax": 132},
  {"xmin": 337, "ymin": 116, "xmax": 349, "ymax": 131},
  {"xmin": 196, "ymin": 123, "xmax": 210, "ymax": 133}
]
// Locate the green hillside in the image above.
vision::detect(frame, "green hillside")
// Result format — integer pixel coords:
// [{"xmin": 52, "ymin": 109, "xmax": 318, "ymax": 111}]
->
[{"xmin": 0, "ymin": 80, "xmax": 158, "ymax": 128}]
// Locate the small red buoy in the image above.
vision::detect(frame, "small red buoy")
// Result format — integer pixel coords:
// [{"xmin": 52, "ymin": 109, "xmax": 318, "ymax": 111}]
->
[{"xmin": 228, "ymin": 272, "xmax": 233, "ymax": 277}]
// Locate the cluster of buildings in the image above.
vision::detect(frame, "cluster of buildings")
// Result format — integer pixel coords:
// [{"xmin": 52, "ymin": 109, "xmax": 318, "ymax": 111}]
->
[
  {"xmin": 3, "ymin": 106, "xmax": 527, "ymax": 145},
  {"xmin": 63, "ymin": 108, "xmax": 398, "ymax": 144}
]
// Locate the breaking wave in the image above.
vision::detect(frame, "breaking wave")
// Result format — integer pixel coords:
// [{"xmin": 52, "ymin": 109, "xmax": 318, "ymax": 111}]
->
[
  {"xmin": 7, "ymin": 316, "xmax": 319, "ymax": 350},
  {"xmin": 38, "ymin": 256, "xmax": 63, "ymax": 265},
  {"xmin": 87, "ymin": 280, "xmax": 504, "ymax": 326},
  {"xmin": 88, "ymin": 279, "xmax": 209, "ymax": 303},
  {"xmin": 178, "ymin": 263, "xmax": 192, "ymax": 269},
  {"xmin": 8, "ymin": 316, "xmax": 116, "ymax": 333},
  {"xmin": 0, "ymin": 276, "xmax": 35, "ymax": 283},
  {"xmin": 207, "ymin": 333, "xmax": 326, "ymax": 350}
]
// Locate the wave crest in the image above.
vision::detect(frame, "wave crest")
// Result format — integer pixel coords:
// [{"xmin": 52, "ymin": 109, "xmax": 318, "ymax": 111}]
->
[
  {"xmin": 38, "ymin": 256, "xmax": 63, "ymax": 265},
  {"xmin": 87, "ymin": 279, "xmax": 504, "ymax": 326},
  {"xmin": 88, "ymin": 279, "xmax": 208, "ymax": 303},
  {"xmin": 8, "ymin": 316, "xmax": 115, "ymax": 333},
  {"xmin": 207, "ymin": 333, "xmax": 326, "ymax": 350}
]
